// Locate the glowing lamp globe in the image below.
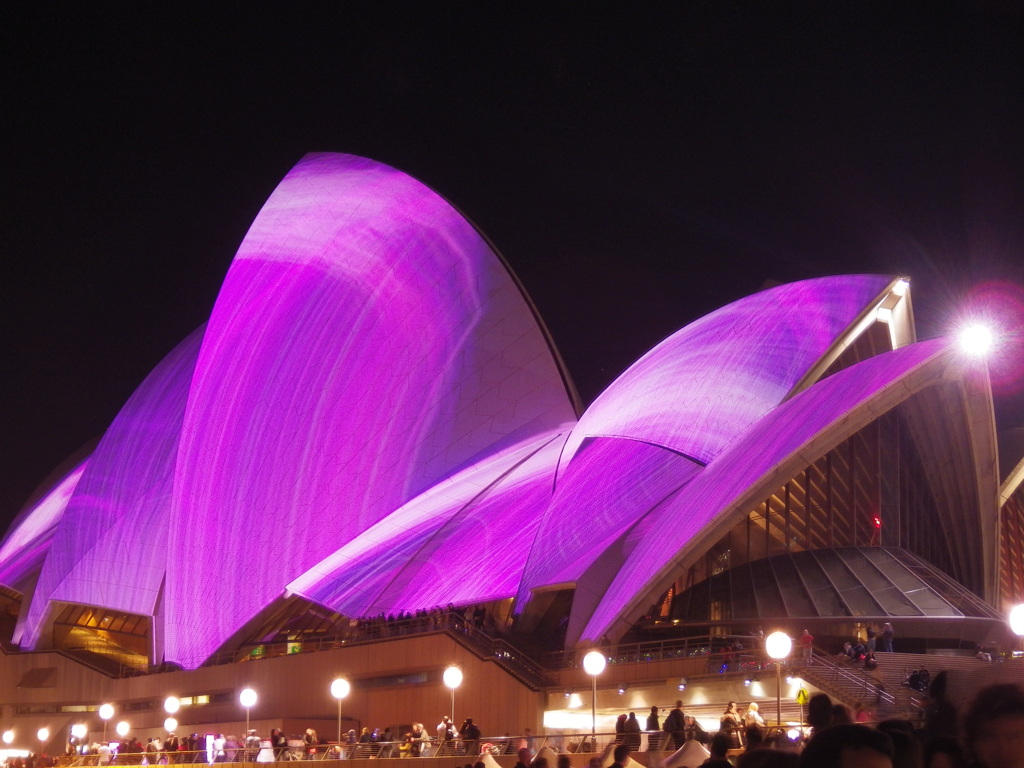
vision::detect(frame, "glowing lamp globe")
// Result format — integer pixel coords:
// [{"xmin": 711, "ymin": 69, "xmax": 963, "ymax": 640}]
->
[
  {"xmin": 443, "ymin": 666, "xmax": 463, "ymax": 690},
  {"xmin": 765, "ymin": 631, "xmax": 793, "ymax": 660},
  {"xmin": 164, "ymin": 696, "xmax": 180, "ymax": 714},
  {"xmin": 38, "ymin": 728, "xmax": 50, "ymax": 743},
  {"xmin": 582, "ymin": 650, "xmax": 607, "ymax": 676},
  {"xmin": 71, "ymin": 724, "xmax": 87, "ymax": 739},
  {"xmin": 99, "ymin": 704, "xmax": 115, "ymax": 721},
  {"xmin": 958, "ymin": 323, "xmax": 994, "ymax": 356},
  {"xmin": 239, "ymin": 688, "xmax": 257, "ymax": 708},
  {"xmin": 1010, "ymin": 604, "xmax": 1024, "ymax": 636},
  {"xmin": 116, "ymin": 721, "xmax": 130, "ymax": 738},
  {"xmin": 2, "ymin": 730, "xmax": 13, "ymax": 745},
  {"xmin": 165, "ymin": 718, "xmax": 178, "ymax": 733},
  {"xmin": 330, "ymin": 678, "xmax": 351, "ymax": 700}
]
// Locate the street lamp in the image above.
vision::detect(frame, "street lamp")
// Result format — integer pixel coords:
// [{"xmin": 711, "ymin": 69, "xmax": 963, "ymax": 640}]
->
[
  {"xmin": 765, "ymin": 632, "xmax": 793, "ymax": 728},
  {"xmin": 443, "ymin": 666, "xmax": 463, "ymax": 724},
  {"xmin": 582, "ymin": 650, "xmax": 607, "ymax": 748},
  {"xmin": 71, "ymin": 724, "xmax": 87, "ymax": 754},
  {"xmin": 2, "ymin": 730, "xmax": 13, "ymax": 746},
  {"xmin": 164, "ymin": 718, "xmax": 178, "ymax": 734},
  {"xmin": 239, "ymin": 689, "xmax": 257, "ymax": 737},
  {"xmin": 99, "ymin": 703, "xmax": 114, "ymax": 744},
  {"xmin": 1009, "ymin": 604, "xmax": 1024, "ymax": 654},
  {"xmin": 116, "ymin": 722, "xmax": 130, "ymax": 739},
  {"xmin": 330, "ymin": 678, "xmax": 351, "ymax": 746},
  {"xmin": 38, "ymin": 728, "xmax": 50, "ymax": 746},
  {"xmin": 164, "ymin": 697, "xmax": 180, "ymax": 715}
]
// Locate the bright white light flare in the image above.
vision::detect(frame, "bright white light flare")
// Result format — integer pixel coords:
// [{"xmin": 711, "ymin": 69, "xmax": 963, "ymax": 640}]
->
[
  {"xmin": 766, "ymin": 631, "xmax": 793, "ymax": 660},
  {"xmin": 582, "ymin": 650, "xmax": 607, "ymax": 676},
  {"xmin": 330, "ymin": 678, "xmax": 351, "ymax": 700},
  {"xmin": 958, "ymin": 323, "xmax": 994, "ymax": 356},
  {"xmin": 1009, "ymin": 604, "xmax": 1024, "ymax": 636},
  {"xmin": 443, "ymin": 666, "xmax": 463, "ymax": 690}
]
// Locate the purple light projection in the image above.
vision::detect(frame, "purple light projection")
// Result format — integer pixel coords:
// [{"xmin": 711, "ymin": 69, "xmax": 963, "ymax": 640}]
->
[
  {"xmin": 5, "ymin": 143, "xmax": 989, "ymax": 665},
  {"xmin": 556, "ymin": 275, "xmax": 894, "ymax": 475},
  {"xmin": 576, "ymin": 338, "xmax": 951, "ymax": 645},
  {"xmin": 165, "ymin": 154, "xmax": 578, "ymax": 668},
  {"xmin": 288, "ymin": 428, "xmax": 569, "ymax": 616},
  {"xmin": 515, "ymin": 437, "xmax": 703, "ymax": 607},
  {"xmin": 0, "ymin": 460, "xmax": 88, "ymax": 594},
  {"xmin": 380, "ymin": 433, "xmax": 566, "ymax": 611},
  {"xmin": 19, "ymin": 327, "xmax": 206, "ymax": 649}
]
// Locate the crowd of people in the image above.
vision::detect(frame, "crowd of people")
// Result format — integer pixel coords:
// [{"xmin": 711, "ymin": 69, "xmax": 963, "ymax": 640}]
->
[
  {"xmin": 379, "ymin": 677, "xmax": 1019, "ymax": 768},
  {"xmin": 39, "ymin": 715, "xmax": 519, "ymax": 767},
  {"xmin": 596, "ymin": 681, "xmax": 1024, "ymax": 767},
  {"xmin": 54, "ymin": 733, "xmax": 254, "ymax": 765},
  {"xmin": 3, "ymin": 755, "xmax": 58, "ymax": 768},
  {"xmin": 17, "ymin": 676, "xmax": 1024, "ymax": 768}
]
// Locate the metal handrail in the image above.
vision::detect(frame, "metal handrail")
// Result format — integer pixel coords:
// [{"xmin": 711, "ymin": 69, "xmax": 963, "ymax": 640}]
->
[
  {"xmin": 49, "ymin": 613, "xmax": 478, "ymax": 677},
  {"xmin": 544, "ymin": 634, "xmax": 764, "ymax": 670}
]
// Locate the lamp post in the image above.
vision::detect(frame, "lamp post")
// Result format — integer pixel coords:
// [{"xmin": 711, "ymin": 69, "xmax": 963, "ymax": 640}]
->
[
  {"xmin": 443, "ymin": 666, "xmax": 463, "ymax": 724},
  {"xmin": 1009, "ymin": 604, "xmax": 1024, "ymax": 655},
  {"xmin": 71, "ymin": 724, "xmax": 87, "ymax": 755},
  {"xmin": 99, "ymin": 703, "xmax": 114, "ymax": 744},
  {"xmin": 765, "ymin": 632, "xmax": 793, "ymax": 728},
  {"xmin": 239, "ymin": 689, "xmax": 257, "ymax": 737},
  {"xmin": 582, "ymin": 650, "xmax": 606, "ymax": 749},
  {"xmin": 330, "ymin": 678, "xmax": 351, "ymax": 747}
]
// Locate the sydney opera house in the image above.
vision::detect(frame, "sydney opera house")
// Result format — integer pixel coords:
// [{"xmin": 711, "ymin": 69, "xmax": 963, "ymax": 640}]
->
[{"xmin": 1, "ymin": 153, "xmax": 1022, "ymax": 753}]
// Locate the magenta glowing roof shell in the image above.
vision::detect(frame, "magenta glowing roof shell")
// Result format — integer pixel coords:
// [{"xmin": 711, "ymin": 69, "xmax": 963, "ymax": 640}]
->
[
  {"xmin": 163, "ymin": 153, "xmax": 578, "ymax": 668},
  {"xmin": 18, "ymin": 326, "xmax": 206, "ymax": 649},
  {"xmin": 8, "ymin": 150, "xmax": 980, "ymax": 667},
  {"xmin": 556, "ymin": 275, "xmax": 893, "ymax": 472},
  {"xmin": 517, "ymin": 275, "xmax": 894, "ymax": 605},
  {"xmin": 287, "ymin": 428, "xmax": 570, "ymax": 616},
  {"xmin": 0, "ymin": 459, "xmax": 88, "ymax": 597},
  {"xmin": 576, "ymin": 338, "xmax": 954, "ymax": 645}
]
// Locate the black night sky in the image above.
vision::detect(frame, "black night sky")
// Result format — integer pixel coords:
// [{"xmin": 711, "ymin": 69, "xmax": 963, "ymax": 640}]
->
[{"xmin": 3, "ymin": 4, "xmax": 1023, "ymax": 532}]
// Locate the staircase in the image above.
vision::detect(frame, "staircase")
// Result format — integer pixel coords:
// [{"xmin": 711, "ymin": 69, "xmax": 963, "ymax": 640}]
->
[
  {"xmin": 801, "ymin": 648, "xmax": 1024, "ymax": 720},
  {"xmin": 799, "ymin": 650, "xmax": 900, "ymax": 717}
]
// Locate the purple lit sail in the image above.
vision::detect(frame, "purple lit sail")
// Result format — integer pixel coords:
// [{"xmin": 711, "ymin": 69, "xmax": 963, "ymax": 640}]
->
[
  {"xmin": 513, "ymin": 276, "xmax": 892, "ymax": 618},
  {"xmin": 165, "ymin": 154, "xmax": 578, "ymax": 668},
  {"xmin": 557, "ymin": 276, "xmax": 893, "ymax": 473},
  {"xmin": 577, "ymin": 339, "xmax": 950, "ymax": 644},
  {"xmin": 8, "ymin": 144, "xmax": 990, "ymax": 665},
  {"xmin": 18, "ymin": 327, "xmax": 205, "ymax": 649},
  {"xmin": 0, "ymin": 460, "xmax": 88, "ymax": 595},
  {"xmin": 288, "ymin": 429, "xmax": 568, "ymax": 615},
  {"xmin": 516, "ymin": 437, "xmax": 703, "ymax": 606},
  {"xmin": 381, "ymin": 434, "xmax": 566, "ymax": 611}
]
